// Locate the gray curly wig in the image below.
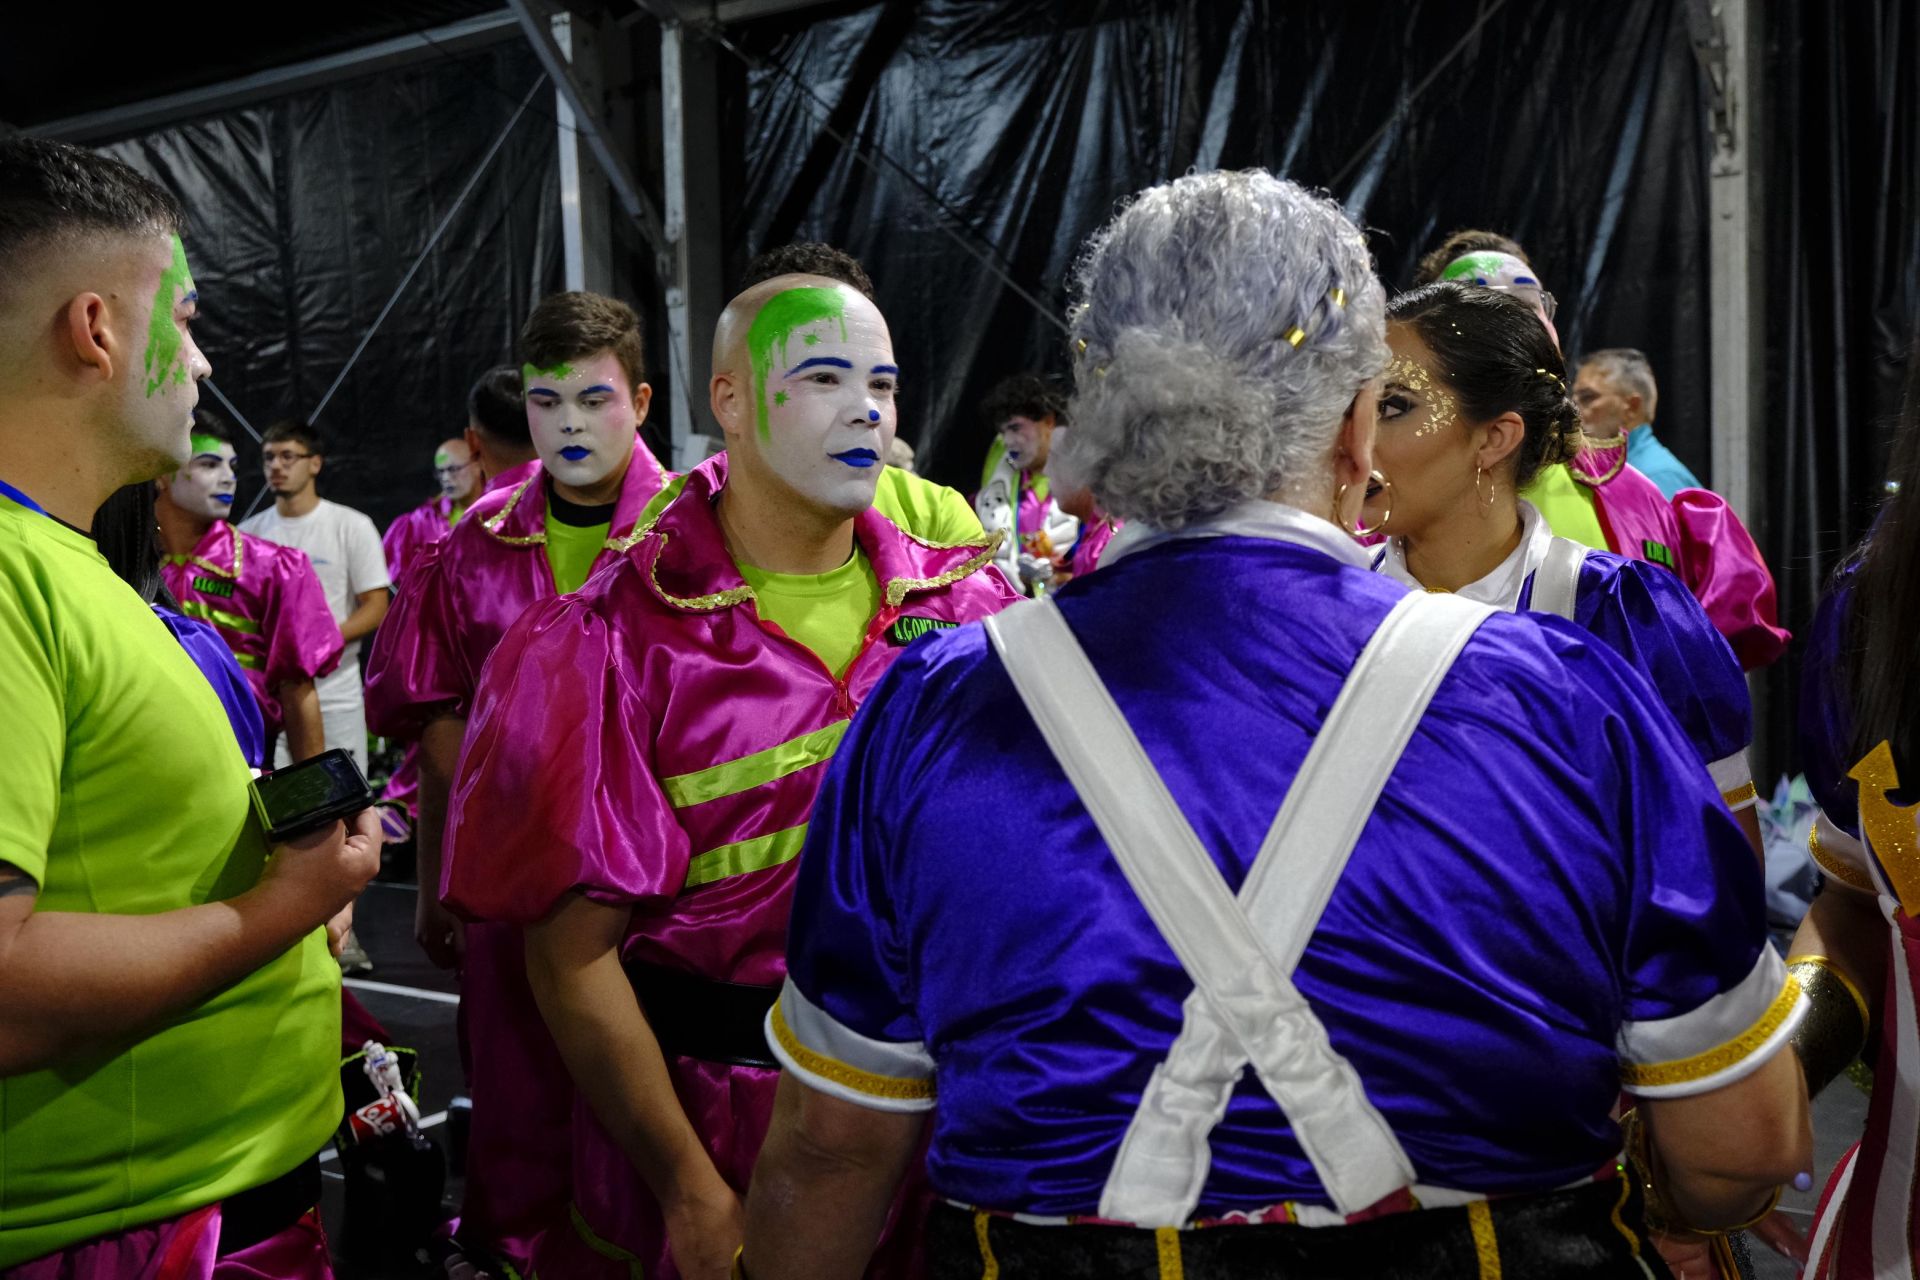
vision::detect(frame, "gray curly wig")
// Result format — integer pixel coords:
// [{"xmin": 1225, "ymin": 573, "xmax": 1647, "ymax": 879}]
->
[{"xmin": 1057, "ymin": 170, "xmax": 1388, "ymax": 529}]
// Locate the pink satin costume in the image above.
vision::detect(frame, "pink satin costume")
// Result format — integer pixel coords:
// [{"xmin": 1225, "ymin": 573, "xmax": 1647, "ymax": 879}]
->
[
  {"xmin": 160, "ymin": 521, "xmax": 343, "ymax": 741},
  {"xmin": 377, "ymin": 495, "xmax": 466, "ymax": 817},
  {"xmin": 441, "ymin": 454, "xmax": 1021, "ymax": 1279},
  {"xmin": 2, "ymin": 1204, "xmax": 332, "ymax": 1280},
  {"xmin": 1570, "ymin": 449, "xmax": 1789, "ymax": 671},
  {"xmin": 360, "ymin": 447, "xmax": 669, "ymax": 1270}
]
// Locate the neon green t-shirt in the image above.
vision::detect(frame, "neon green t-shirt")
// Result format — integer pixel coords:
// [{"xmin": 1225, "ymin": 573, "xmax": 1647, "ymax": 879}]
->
[
  {"xmin": 0, "ymin": 494, "xmax": 340, "ymax": 1267},
  {"xmin": 544, "ymin": 507, "xmax": 612, "ymax": 595},
  {"xmin": 739, "ymin": 550, "xmax": 881, "ymax": 678},
  {"xmin": 1517, "ymin": 462, "xmax": 1610, "ymax": 552},
  {"xmin": 872, "ymin": 466, "xmax": 983, "ymax": 545}
]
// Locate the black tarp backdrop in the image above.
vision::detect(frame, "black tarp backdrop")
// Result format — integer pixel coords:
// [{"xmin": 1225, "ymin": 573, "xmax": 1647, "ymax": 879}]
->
[
  {"xmin": 725, "ymin": 0, "xmax": 1715, "ymax": 500},
  {"xmin": 101, "ymin": 41, "xmax": 564, "ymax": 531},
  {"xmin": 1760, "ymin": 0, "xmax": 1919, "ymax": 778}
]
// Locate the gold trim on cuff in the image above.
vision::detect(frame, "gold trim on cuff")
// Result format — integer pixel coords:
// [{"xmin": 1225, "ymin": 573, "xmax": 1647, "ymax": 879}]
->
[
  {"xmin": 1720, "ymin": 781, "xmax": 1759, "ymax": 811},
  {"xmin": 1810, "ymin": 819, "xmax": 1877, "ymax": 893},
  {"xmin": 1619, "ymin": 974, "xmax": 1802, "ymax": 1089},
  {"xmin": 768, "ymin": 1001, "xmax": 935, "ymax": 1101}
]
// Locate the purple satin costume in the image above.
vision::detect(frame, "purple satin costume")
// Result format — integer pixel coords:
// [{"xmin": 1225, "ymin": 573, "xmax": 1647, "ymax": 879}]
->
[
  {"xmin": 361, "ymin": 449, "xmax": 667, "ymax": 1269},
  {"xmin": 776, "ymin": 523, "xmax": 1780, "ymax": 1221},
  {"xmin": 1572, "ymin": 451, "xmax": 1790, "ymax": 671},
  {"xmin": 442, "ymin": 454, "xmax": 1020, "ymax": 1279},
  {"xmin": 160, "ymin": 522, "xmax": 343, "ymax": 741},
  {"xmin": 1, "ymin": 1205, "xmax": 332, "ymax": 1280},
  {"xmin": 154, "ymin": 606, "xmax": 268, "ymax": 770}
]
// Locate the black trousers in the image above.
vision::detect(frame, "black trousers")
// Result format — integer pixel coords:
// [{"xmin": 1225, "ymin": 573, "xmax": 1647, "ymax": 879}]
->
[{"xmin": 926, "ymin": 1179, "xmax": 1676, "ymax": 1280}]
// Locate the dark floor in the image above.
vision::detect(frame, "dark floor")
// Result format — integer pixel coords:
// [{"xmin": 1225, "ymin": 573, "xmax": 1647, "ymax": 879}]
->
[{"xmin": 320, "ymin": 880, "xmax": 1872, "ymax": 1278}]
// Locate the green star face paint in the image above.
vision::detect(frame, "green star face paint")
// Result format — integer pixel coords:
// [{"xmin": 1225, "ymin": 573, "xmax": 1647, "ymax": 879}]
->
[
  {"xmin": 747, "ymin": 286, "xmax": 849, "ymax": 441},
  {"xmin": 521, "ymin": 352, "xmax": 638, "ymax": 492},
  {"xmin": 143, "ymin": 235, "xmax": 196, "ymax": 398}
]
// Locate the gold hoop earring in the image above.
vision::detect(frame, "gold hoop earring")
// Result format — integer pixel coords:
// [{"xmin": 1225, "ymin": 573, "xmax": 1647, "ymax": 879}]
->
[
  {"xmin": 1336, "ymin": 468, "xmax": 1392, "ymax": 539},
  {"xmin": 1475, "ymin": 466, "xmax": 1497, "ymax": 510}
]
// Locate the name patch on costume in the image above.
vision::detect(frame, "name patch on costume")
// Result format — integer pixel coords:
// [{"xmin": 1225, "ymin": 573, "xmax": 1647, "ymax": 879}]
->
[
  {"xmin": 1641, "ymin": 540, "xmax": 1676, "ymax": 571},
  {"xmin": 192, "ymin": 575, "xmax": 236, "ymax": 598},
  {"xmin": 887, "ymin": 615, "xmax": 958, "ymax": 646}
]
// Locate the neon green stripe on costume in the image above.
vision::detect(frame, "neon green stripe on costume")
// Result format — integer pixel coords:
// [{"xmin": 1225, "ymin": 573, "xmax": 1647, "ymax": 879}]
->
[
  {"xmin": 683, "ymin": 823, "xmax": 810, "ymax": 889},
  {"xmin": 660, "ymin": 721, "xmax": 850, "ymax": 809},
  {"xmin": 231, "ymin": 651, "xmax": 263, "ymax": 670},
  {"xmin": 178, "ymin": 598, "xmax": 262, "ymax": 635}
]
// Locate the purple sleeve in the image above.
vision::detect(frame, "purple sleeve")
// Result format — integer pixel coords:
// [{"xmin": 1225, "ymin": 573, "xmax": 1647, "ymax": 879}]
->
[
  {"xmin": 264, "ymin": 548, "xmax": 344, "ymax": 691},
  {"xmin": 155, "ymin": 605, "xmax": 268, "ymax": 768}
]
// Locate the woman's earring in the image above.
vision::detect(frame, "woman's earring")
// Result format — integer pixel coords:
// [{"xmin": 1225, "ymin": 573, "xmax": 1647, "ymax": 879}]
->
[
  {"xmin": 1475, "ymin": 466, "xmax": 1497, "ymax": 510},
  {"xmin": 1339, "ymin": 468, "xmax": 1391, "ymax": 539}
]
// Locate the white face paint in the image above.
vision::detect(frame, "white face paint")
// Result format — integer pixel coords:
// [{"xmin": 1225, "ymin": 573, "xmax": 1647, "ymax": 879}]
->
[
  {"xmin": 433, "ymin": 440, "xmax": 479, "ymax": 503},
  {"xmin": 1439, "ymin": 250, "xmax": 1561, "ymax": 349},
  {"xmin": 742, "ymin": 286, "xmax": 899, "ymax": 516},
  {"xmin": 522, "ymin": 350, "xmax": 643, "ymax": 494},
  {"xmin": 169, "ymin": 437, "xmax": 237, "ymax": 521}
]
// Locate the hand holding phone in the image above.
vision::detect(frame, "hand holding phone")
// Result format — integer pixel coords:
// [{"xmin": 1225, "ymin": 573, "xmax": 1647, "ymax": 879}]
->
[{"xmin": 249, "ymin": 751, "xmax": 383, "ymax": 930}]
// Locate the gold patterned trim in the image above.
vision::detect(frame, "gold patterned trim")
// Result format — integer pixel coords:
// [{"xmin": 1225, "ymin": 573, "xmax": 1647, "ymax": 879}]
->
[
  {"xmin": 768, "ymin": 1001, "xmax": 935, "ymax": 1101},
  {"xmin": 1606, "ymin": 1174, "xmax": 1645, "ymax": 1263},
  {"xmin": 974, "ymin": 1211, "xmax": 999, "ymax": 1279},
  {"xmin": 647, "ymin": 530, "xmax": 756, "ymax": 611},
  {"xmin": 480, "ymin": 475, "xmax": 547, "ymax": 546},
  {"xmin": 1467, "ymin": 1200, "xmax": 1502, "ymax": 1279},
  {"xmin": 167, "ymin": 526, "xmax": 245, "ymax": 580},
  {"xmin": 606, "ymin": 472, "xmax": 692, "ymax": 554},
  {"xmin": 1571, "ymin": 446, "xmax": 1629, "ymax": 487},
  {"xmin": 1618, "ymin": 974, "xmax": 1803, "ymax": 1089},
  {"xmin": 1720, "ymin": 781, "xmax": 1759, "ymax": 811},
  {"xmin": 1155, "ymin": 1226, "xmax": 1185, "ymax": 1279},
  {"xmin": 882, "ymin": 532, "xmax": 1004, "ymax": 607},
  {"xmin": 1810, "ymin": 819, "xmax": 1877, "ymax": 893}
]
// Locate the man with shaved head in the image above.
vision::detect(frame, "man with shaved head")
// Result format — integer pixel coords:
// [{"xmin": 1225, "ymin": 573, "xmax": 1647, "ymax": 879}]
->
[
  {"xmin": 0, "ymin": 137, "xmax": 379, "ymax": 1276},
  {"xmin": 440, "ymin": 271, "xmax": 1020, "ymax": 1279},
  {"xmin": 381, "ymin": 435, "xmax": 481, "ymax": 583}
]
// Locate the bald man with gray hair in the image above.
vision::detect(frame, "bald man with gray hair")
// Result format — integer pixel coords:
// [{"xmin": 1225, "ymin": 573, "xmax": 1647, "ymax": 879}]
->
[{"xmin": 1574, "ymin": 347, "xmax": 1703, "ymax": 498}]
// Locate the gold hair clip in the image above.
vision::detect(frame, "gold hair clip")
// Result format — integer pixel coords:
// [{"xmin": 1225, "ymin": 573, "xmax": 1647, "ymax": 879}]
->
[
  {"xmin": 1283, "ymin": 326, "xmax": 1308, "ymax": 348},
  {"xmin": 1329, "ymin": 286, "xmax": 1347, "ymax": 309},
  {"xmin": 1076, "ymin": 338, "xmax": 1088, "ymax": 353},
  {"xmin": 1535, "ymin": 367, "xmax": 1566, "ymax": 388}
]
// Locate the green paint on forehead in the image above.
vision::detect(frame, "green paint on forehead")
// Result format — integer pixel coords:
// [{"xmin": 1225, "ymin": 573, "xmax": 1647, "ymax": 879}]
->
[
  {"xmin": 521, "ymin": 361, "xmax": 577, "ymax": 385},
  {"xmin": 747, "ymin": 286, "xmax": 849, "ymax": 440},
  {"xmin": 142, "ymin": 235, "xmax": 195, "ymax": 398},
  {"xmin": 1439, "ymin": 252, "xmax": 1509, "ymax": 283},
  {"xmin": 434, "ymin": 449, "xmax": 453, "ymax": 468},
  {"xmin": 189, "ymin": 433, "xmax": 226, "ymax": 458}
]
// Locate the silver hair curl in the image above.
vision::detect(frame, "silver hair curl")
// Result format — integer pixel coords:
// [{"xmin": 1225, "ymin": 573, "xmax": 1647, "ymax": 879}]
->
[{"xmin": 1056, "ymin": 170, "xmax": 1389, "ymax": 529}]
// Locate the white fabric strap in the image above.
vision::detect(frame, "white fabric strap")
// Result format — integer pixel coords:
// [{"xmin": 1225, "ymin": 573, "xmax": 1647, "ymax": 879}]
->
[
  {"xmin": 1530, "ymin": 537, "xmax": 1588, "ymax": 620},
  {"xmin": 985, "ymin": 591, "xmax": 1493, "ymax": 1221}
]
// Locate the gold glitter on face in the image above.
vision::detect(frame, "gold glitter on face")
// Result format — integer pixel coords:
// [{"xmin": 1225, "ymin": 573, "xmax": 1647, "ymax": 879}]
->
[{"xmin": 1383, "ymin": 355, "xmax": 1458, "ymax": 437}]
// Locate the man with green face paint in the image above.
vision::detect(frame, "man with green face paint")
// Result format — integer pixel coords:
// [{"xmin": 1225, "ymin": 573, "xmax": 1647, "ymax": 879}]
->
[
  {"xmin": 437, "ymin": 272, "xmax": 1020, "ymax": 1280},
  {"xmin": 0, "ymin": 137, "xmax": 377, "ymax": 1278},
  {"xmin": 383, "ymin": 436, "xmax": 481, "ymax": 583}
]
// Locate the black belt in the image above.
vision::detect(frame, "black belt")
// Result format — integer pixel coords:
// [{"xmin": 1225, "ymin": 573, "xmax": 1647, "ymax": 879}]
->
[
  {"xmin": 626, "ymin": 962, "xmax": 780, "ymax": 1068},
  {"xmin": 219, "ymin": 1155, "xmax": 322, "ymax": 1254},
  {"xmin": 928, "ymin": 1178, "xmax": 1671, "ymax": 1279}
]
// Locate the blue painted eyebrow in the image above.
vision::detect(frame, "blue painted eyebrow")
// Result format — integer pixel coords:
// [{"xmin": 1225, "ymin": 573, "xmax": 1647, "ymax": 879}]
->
[
  {"xmin": 786, "ymin": 356, "xmax": 854, "ymax": 376},
  {"xmin": 581, "ymin": 384, "xmax": 616, "ymax": 395},
  {"xmin": 871, "ymin": 364, "xmax": 900, "ymax": 376}
]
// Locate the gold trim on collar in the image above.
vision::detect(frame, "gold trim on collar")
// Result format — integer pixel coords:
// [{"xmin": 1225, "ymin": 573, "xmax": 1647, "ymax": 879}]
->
[
  {"xmin": 167, "ymin": 525, "xmax": 245, "ymax": 580},
  {"xmin": 882, "ymin": 531, "xmax": 1003, "ymax": 607},
  {"xmin": 480, "ymin": 475, "xmax": 547, "ymax": 546},
  {"xmin": 648, "ymin": 530, "xmax": 755, "ymax": 612},
  {"xmin": 892, "ymin": 524, "xmax": 993, "ymax": 552}
]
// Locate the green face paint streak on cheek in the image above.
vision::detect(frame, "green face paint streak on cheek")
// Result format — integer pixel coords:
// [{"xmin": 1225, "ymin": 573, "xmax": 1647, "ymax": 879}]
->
[
  {"xmin": 746, "ymin": 287, "xmax": 849, "ymax": 441},
  {"xmin": 143, "ymin": 235, "xmax": 194, "ymax": 398}
]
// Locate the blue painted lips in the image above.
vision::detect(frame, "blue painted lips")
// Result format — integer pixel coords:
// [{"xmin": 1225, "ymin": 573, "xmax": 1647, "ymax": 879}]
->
[
  {"xmin": 832, "ymin": 448, "xmax": 879, "ymax": 468},
  {"xmin": 560, "ymin": 446, "xmax": 592, "ymax": 462}
]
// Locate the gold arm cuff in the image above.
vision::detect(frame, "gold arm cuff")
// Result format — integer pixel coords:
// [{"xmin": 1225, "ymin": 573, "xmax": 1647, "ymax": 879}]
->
[
  {"xmin": 1721, "ymin": 781, "xmax": 1760, "ymax": 810},
  {"xmin": 1622, "ymin": 1108, "xmax": 1784, "ymax": 1236},
  {"xmin": 1787, "ymin": 956, "xmax": 1871, "ymax": 1097},
  {"xmin": 1810, "ymin": 820, "xmax": 1877, "ymax": 893}
]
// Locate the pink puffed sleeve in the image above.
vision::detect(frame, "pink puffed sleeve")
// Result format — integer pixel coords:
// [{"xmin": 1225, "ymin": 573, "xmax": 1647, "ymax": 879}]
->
[
  {"xmin": 441, "ymin": 587, "xmax": 691, "ymax": 925},
  {"xmin": 1671, "ymin": 489, "xmax": 1791, "ymax": 672},
  {"xmin": 364, "ymin": 539, "xmax": 462, "ymax": 738},
  {"xmin": 264, "ymin": 548, "xmax": 344, "ymax": 691}
]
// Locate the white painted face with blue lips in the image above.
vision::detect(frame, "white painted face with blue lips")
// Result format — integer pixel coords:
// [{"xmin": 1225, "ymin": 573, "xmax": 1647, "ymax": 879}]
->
[
  {"xmin": 747, "ymin": 289, "xmax": 901, "ymax": 516},
  {"xmin": 523, "ymin": 350, "xmax": 644, "ymax": 495}
]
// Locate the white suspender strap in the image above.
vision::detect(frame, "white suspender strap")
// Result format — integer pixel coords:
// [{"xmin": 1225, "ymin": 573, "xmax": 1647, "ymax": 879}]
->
[
  {"xmin": 1530, "ymin": 537, "xmax": 1588, "ymax": 620},
  {"xmin": 984, "ymin": 591, "xmax": 1494, "ymax": 1221}
]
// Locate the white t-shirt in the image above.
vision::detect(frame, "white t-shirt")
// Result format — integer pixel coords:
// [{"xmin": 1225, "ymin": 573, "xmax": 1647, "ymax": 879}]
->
[{"xmin": 241, "ymin": 498, "xmax": 390, "ymax": 710}]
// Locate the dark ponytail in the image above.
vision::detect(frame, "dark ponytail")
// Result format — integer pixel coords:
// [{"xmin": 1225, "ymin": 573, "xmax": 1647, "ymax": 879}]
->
[
  {"xmin": 1848, "ymin": 345, "xmax": 1920, "ymax": 774},
  {"xmin": 1385, "ymin": 282, "xmax": 1581, "ymax": 488}
]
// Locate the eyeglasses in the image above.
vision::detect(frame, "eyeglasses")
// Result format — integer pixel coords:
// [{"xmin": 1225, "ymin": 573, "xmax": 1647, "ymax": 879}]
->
[
  {"xmin": 1487, "ymin": 282, "xmax": 1559, "ymax": 322},
  {"xmin": 262, "ymin": 450, "xmax": 313, "ymax": 465},
  {"xmin": 434, "ymin": 462, "xmax": 475, "ymax": 480}
]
